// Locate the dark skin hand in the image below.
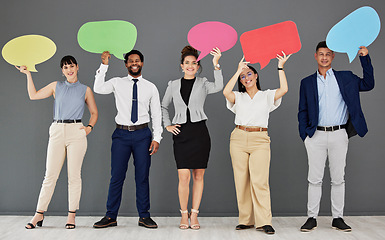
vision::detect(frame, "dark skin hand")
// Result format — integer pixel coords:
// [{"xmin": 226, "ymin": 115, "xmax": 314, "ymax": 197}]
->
[{"xmin": 149, "ymin": 141, "xmax": 159, "ymax": 155}]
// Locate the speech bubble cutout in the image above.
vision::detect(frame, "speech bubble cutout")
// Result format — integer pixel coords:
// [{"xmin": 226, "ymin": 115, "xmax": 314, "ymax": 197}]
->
[
  {"xmin": 2, "ymin": 35, "xmax": 56, "ymax": 72},
  {"xmin": 188, "ymin": 21, "xmax": 237, "ymax": 61},
  {"xmin": 240, "ymin": 21, "xmax": 301, "ymax": 69},
  {"xmin": 77, "ymin": 20, "xmax": 137, "ymax": 60},
  {"xmin": 326, "ymin": 6, "xmax": 381, "ymax": 63}
]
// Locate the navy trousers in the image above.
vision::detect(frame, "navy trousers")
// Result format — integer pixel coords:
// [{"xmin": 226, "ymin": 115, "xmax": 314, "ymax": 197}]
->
[{"xmin": 106, "ymin": 127, "xmax": 152, "ymax": 219}]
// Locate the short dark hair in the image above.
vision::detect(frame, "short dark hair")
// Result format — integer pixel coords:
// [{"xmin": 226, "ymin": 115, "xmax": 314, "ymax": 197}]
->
[
  {"xmin": 316, "ymin": 41, "xmax": 333, "ymax": 52},
  {"xmin": 60, "ymin": 55, "xmax": 77, "ymax": 68},
  {"xmin": 124, "ymin": 50, "xmax": 144, "ymax": 63},
  {"xmin": 237, "ymin": 65, "xmax": 261, "ymax": 92}
]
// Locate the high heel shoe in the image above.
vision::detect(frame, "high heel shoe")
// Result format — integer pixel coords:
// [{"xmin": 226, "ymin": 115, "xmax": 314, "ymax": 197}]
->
[
  {"xmin": 190, "ymin": 209, "xmax": 200, "ymax": 230},
  {"xmin": 65, "ymin": 211, "xmax": 76, "ymax": 229},
  {"xmin": 179, "ymin": 209, "xmax": 189, "ymax": 229},
  {"xmin": 25, "ymin": 211, "xmax": 44, "ymax": 229}
]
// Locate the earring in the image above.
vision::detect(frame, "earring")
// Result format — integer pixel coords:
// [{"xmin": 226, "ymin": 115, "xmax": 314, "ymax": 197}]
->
[{"xmin": 182, "ymin": 69, "xmax": 184, "ymax": 72}]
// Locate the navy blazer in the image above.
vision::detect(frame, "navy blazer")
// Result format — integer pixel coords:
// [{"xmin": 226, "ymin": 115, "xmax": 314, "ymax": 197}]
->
[{"xmin": 298, "ymin": 55, "xmax": 374, "ymax": 141}]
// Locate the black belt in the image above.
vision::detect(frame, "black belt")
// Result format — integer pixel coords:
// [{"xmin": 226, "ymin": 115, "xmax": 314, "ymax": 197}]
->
[
  {"xmin": 317, "ymin": 124, "xmax": 346, "ymax": 132},
  {"xmin": 53, "ymin": 119, "xmax": 82, "ymax": 123},
  {"xmin": 116, "ymin": 123, "xmax": 148, "ymax": 131}
]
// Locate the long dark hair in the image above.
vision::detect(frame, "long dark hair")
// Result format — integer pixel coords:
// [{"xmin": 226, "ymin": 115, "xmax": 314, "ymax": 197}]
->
[{"xmin": 237, "ymin": 65, "xmax": 261, "ymax": 92}]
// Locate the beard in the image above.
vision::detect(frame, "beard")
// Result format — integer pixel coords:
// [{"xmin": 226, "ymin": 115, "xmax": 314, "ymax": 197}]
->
[{"xmin": 128, "ymin": 65, "xmax": 142, "ymax": 76}]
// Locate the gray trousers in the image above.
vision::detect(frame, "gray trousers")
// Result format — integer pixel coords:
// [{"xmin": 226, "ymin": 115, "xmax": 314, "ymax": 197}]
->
[{"xmin": 304, "ymin": 129, "xmax": 348, "ymax": 218}]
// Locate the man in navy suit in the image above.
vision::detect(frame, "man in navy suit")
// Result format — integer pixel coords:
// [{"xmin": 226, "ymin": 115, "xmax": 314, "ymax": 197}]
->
[
  {"xmin": 298, "ymin": 41, "xmax": 374, "ymax": 232},
  {"xmin": 93, "ymin": 50, "xmax": 162, "ymax": 229}
]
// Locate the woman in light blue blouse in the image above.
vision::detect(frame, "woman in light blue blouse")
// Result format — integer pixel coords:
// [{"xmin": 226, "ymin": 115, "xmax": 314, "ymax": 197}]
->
[{"xmin": 16, "ymin": 56, "xmax": 98, "ymax": 229}]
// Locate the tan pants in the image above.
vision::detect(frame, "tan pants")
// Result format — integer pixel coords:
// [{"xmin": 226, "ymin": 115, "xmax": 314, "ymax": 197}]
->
[
  {"xmin": 230, "ymin": 127, "xmax": 272, "ymax": 228},
  {"xmin": 36, "ymin": 123, "xmax": 87, "ymax": 211}
]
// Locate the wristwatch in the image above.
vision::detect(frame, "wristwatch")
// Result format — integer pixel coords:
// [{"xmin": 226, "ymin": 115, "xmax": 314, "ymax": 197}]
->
[{"xmin": 215, "ymin": 63, "xmax": 220, "ymax": 70}]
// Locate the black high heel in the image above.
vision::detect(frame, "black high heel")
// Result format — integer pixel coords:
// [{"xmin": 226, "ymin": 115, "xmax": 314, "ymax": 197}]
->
[
  {"xmin": 65, "ymin": 211, "xmax": 76, "ymax": 229},
  {"xmin": 25, "ymin": 211, "xmax": 44, "ymax": 229}
]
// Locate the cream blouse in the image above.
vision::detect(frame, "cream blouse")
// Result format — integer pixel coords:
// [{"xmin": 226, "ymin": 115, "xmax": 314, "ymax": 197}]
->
[{"xmin": 226, "ymin": 89, "xmax": 281, "ymax": 128}]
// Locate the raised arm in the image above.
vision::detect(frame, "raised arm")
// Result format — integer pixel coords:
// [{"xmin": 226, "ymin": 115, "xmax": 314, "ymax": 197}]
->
[
  {"xmin": 357, "ymin": 46, "xmax": 374, "ymax": 91},
  {"xmin": 15, "ymin": 65, "xmax": 56, "ymax": 100},
  {"xmin": 94, "ymin": 51, "xmax": 114, "ymax": 94},
  {"xmin": 81, "ymin": 87, "xmax": 98, "ymax": 135},
  {"xmin": 223, "ymin": 57, "xmax": 249, "ymax": 104},
  {"xmin": 274, "ymin": 51, "xmax": 291, "ymax": 101},
  {"xmin": 204, "ymin": 47, "xmax": 224, "ymax": 94}
]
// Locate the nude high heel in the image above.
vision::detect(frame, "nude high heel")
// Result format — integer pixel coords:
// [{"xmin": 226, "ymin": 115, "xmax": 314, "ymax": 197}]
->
[
  {"xmin": 179, "ymin": 209, "xmax": 189, "ymax": 229},
  {"xmin": 190, "ymin": 209, "xmax": 200, "ymax": 230}
]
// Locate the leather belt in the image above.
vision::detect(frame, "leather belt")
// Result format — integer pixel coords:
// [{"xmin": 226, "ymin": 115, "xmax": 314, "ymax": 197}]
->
[
  {"xmin": 236, "ymin": 125, "xmax": 268, "ymax": 132},
  {"xmin": 116, "ymin": 123, "xmax": 148, "ymax": 131},
  {"xmin": 53, "ymin": 119, "xmax": 82, "ymax": 123},
  {"xmin": 317, "ymin": 124, "xmax": 346, "ymax": 132}
]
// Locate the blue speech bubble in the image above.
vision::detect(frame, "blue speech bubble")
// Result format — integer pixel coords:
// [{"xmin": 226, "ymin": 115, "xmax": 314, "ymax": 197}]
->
[{"xmin": 326, "ymin": 6, "xmax": 381, "ymax": 62}]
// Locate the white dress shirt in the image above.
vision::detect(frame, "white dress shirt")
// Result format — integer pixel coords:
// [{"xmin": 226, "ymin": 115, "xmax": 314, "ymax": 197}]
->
[
  {"xmin": 226, "ymin": 89, "xmax": 281, "ymax": 128},
  {"xmin": 94, "ymin": 63, "xmax": 163, "ymax": 143}
]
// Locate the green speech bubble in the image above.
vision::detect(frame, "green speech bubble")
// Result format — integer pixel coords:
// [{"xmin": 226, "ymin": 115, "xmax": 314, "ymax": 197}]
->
[
  {"xmin": 2, "ymin": 35, "xmax": 56, "ymax": 72},
  {"xmin": 77, "ymin": 20, "xmax": 137, "ymax": 60}
]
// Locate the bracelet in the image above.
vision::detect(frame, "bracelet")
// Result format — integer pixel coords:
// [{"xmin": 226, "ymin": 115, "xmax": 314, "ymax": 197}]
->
[
  {"xmin": 87, "ymin": 124, "xmax": 94, "ymax": 130},
  {"xmin": 278, "ymin": 67, "xmax": 284, "ymax": 70}
]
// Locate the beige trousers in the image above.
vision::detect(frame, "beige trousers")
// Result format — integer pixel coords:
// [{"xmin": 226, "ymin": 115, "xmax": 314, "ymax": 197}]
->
[
  {"xmin": 36, "ymin": 123, "xmax": 87, "ymax": 211},
  {"xmin": 230, "ymin": 127, "xmax": 272, "ymax": 228}
]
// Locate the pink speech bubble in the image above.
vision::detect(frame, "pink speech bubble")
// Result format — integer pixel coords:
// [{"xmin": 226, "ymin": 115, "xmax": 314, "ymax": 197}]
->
[
  {"xmin": 188, "ymin": 21, "xmax": 237, "ymax": 61},
  {"xmin": 240, "ymin": 21, "xmax": 301, "ymax": 69}
]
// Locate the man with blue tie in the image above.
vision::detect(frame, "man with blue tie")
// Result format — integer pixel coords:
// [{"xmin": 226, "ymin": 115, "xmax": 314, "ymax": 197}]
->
[
  {"xmin": 93, "ymin": 50, "xmax": 162, "ymax": 229},
  {"xmin": 298, "ymin": 41, "xmax": 374, "ymax": 232}
]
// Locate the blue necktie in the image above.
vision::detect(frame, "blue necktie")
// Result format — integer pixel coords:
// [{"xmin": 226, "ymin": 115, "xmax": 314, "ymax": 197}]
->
[{"xmin": 131, "ymin": 79, "xmax": 138, "ymax": 123}]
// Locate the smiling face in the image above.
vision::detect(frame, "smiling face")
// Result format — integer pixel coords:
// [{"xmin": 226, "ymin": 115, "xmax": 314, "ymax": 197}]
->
[
  {"xmin": 181, "ymin": 55, "xmax": 199, "ymax": 78},
  {"xmin": 315, "ymin": 47, "xmax": 335, "ymax": 69},
  {"xmin": 125, "ymin": 54, "xmax": 143, "ymax": 77},
  {"xmin": 61, "ymin": 62, "xmax": 79, "ymax": 82},
  {"xmin": 239, "ymin": 68, "xmax": 258, "ymax": 89}
]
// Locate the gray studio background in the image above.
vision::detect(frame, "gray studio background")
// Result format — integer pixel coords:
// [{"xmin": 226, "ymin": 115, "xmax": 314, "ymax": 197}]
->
[{"xmin": 1, "ymin": 0, "xmax": 384, "ymax": 217}]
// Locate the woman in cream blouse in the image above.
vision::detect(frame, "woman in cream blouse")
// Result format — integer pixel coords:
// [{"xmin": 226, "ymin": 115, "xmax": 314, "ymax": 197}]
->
[{"xmin": 223, "ymin": 52, "xmax": 290, "ymax": 234}]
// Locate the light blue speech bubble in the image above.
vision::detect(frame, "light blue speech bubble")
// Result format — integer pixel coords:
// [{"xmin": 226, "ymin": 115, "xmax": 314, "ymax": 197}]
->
[{"xmin": 326, "ymin": 6, "xmax": 381, "ymax": 62}]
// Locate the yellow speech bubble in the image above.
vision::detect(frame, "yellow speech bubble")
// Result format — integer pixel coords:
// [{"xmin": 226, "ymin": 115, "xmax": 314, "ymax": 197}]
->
[{"xmin": 2, "ymin": 35, "xmax": 56, "ymax": 72}]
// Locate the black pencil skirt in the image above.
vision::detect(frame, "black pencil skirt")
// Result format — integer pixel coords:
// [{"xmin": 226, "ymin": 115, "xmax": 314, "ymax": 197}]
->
[{"xmin": 173, "ymin": 120, "xmax": 211, "ymax": 169}]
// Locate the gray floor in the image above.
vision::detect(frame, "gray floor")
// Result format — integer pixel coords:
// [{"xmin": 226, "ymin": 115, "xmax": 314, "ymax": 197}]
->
[{"xmin": 1, "ymin": 216, "xmax": 384, "ymax": 240}]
